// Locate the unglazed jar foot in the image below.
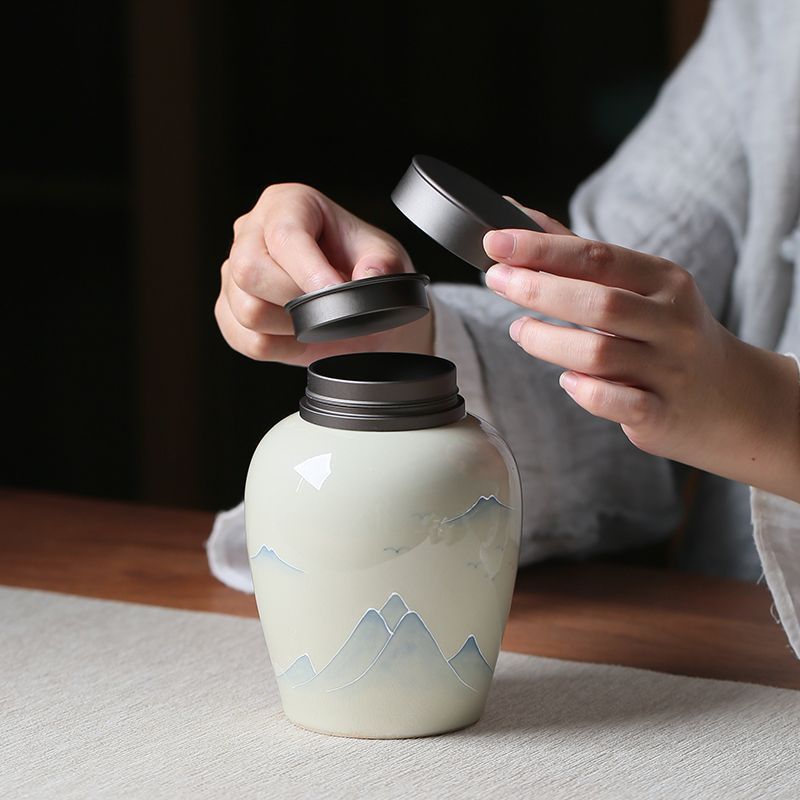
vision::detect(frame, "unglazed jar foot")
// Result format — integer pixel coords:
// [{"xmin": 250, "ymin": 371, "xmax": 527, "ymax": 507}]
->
[{"xmin": 245, "ymin": 353, "xmax": 521, "ymax": 739}]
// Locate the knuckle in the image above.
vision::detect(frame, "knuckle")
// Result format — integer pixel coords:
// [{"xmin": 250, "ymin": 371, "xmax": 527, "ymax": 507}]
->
[
  {"xmin": 265, "ymin": 220, "xmax": 297, "ymax": 251},
  {"xmin": 586, "ymin": 333, "xmax": 614, "ymax": 369},
  {"xmin": 232, "ymin": 214, "xmax": 247, "ymax": 237},
  {"xmin": 259, "ymin": 182, "xmax": 283, "ymax": 200},
  {"xmin": 628, "ymin": 391, "xmax": 655, "ymax": 427},
  {"xmin": 261, "ymin": 181, "xmax": 314, "ymax": 201},
  {"xmin": 512, "ymin": 272, "xmax": 541, "ymax": 307},
  {"xmin": 248, "ymin": 336, "xmax": 270, "ymax": 360},
  {"xmin": 249, "ymin": 333, "xmax": 277, "ymax": 361},
  {"xmin": 256, "ymin": 184, "xmax": 280, "ymax": 209},
  {"xmin": 654, "ymin": 255, "xmax": 674, "ymax": 273},
  {"xmin": 593, "ymin": 288, "xmax": 624, "ymax": 325},
  {"xmin": 583, "ymin": 241, "xmax": 613, "ymax": 272},
  {"xmin": 229, "ymin": 254, "xmax": 260, "ymax": 292},
  {"xmin": 233, "ymin": 293, "xmax": 265, "ymax": 330},
  {"xmin": 669, "ymin": 265, "xmax": 697, "ymax": 299},
  {"xmin": 214, "ymin": 294, "xmax": 275, "ymax": 361}
]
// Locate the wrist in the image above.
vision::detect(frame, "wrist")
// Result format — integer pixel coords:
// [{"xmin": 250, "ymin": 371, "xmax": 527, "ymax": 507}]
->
[{"xmin": 715, "ymin": 337, "xmax": 800, "ymax": 500}]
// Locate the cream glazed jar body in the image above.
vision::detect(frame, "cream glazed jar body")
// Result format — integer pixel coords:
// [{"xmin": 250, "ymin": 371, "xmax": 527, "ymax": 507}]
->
[{"xmin": 245, "ymin": 353, "xmax": 521, "ymax": 738}]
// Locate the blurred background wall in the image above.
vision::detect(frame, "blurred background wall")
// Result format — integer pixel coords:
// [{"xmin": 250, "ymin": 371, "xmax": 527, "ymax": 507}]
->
[{"xmin": 2, "ymin": 0, "xmax": 709, "ymax": 510}]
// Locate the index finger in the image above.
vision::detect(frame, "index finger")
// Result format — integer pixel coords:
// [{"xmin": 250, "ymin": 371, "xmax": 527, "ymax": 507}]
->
[
  {"xmin": 484, "ymin": 230, "xmax": 670, "ymax": 296},
  {"xmin": 263, "ymin": 199, "xmax": 343, "ymax": 294}
]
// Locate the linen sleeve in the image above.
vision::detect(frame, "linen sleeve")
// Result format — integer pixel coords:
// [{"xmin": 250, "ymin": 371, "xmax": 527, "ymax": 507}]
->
[
  {"xmin": 750, "ymin": 354, "xmax": 800, "ymax": 659},
  {"xmin": 569, "ymin": 0, "xmax": 749, "ymax": 319}
]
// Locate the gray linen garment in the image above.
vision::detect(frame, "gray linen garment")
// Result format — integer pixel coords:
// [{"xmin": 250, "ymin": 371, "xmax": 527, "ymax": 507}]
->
[
  {"xmin": 428, "ymin": 0, "xmax": 800, "ymax": 653},
  {"xmin": 207, "ymin": 0, "xmax": 800, "ymax": 658}
]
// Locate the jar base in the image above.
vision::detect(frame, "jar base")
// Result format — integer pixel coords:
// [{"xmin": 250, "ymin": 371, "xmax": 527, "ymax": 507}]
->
[{"xmin": 284, "ymin": 710, "xmax": 483, "ymax": 740}]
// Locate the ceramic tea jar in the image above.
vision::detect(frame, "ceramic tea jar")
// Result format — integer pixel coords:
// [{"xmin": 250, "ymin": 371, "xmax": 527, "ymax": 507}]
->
[{"xmin": 245, "ymin": 352, "xmax": 522, "ymax": 738}]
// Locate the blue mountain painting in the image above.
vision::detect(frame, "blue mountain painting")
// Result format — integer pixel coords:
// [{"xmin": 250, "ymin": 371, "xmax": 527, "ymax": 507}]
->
[
  {"xmin": 295, "ymin": 609, "xmax": 391, "ymax": 691},
  {"xmin": 442, "ymin": 494, "xmax": 512, "ymax": 526},
  {"xmin": 438, "ymin": 494, "xmax": 517, "ymax": 580},
  {"xmin": 249, "ymin": 544, "xmax": 304, "ymax": 574},
  {"xmin": 448, "ymin": 635, "xmax": 493, "ymax": 694},
  {"xmin": 328, "ymin": 611, "xmax": 473, "ymax": 693},
  {"xmin": 380, "ymin": 593, "xmax": 408, "ymax": 631},
  {"xmin": 277, "ymin": 654, "xmax": 316, "ymax": 688},
  {"xmin": 275, "ymin": 594, "xmax": 493, "ymax": 706}
]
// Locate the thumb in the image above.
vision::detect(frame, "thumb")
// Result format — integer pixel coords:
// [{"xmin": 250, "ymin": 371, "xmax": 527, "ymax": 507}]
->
[
  {"xmin": 351, "ymin": 245, "xmax": 410, "ymax": 280},
  {"xmin": 503, "ymin": 195, "xmax": 575, "ymax": 236}
]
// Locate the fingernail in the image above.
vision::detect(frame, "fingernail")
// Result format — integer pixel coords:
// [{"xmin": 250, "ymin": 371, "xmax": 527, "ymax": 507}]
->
[
  {"xmin": 559, "ymin": 371, "xmax": 578, "ymax": 393},
  {"xmin": 485, "ymin": 264, "xmax": 511, "ymax": 295},
  {"xmin": 509, "ymin": 318, "xmax": 526, "ymax": 343},
  {"xmin": 362, "ymin": 266, "xmax": 385, "ymax": 277},
  {"xmin": 484, "ymin": 230, "xmax": 516, "ymax": 259}
]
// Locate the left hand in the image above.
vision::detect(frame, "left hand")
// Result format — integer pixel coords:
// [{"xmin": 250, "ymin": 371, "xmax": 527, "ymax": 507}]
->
[{"xmin": 482, "ymin": 204, "xmax": 800, "ymax": 501}]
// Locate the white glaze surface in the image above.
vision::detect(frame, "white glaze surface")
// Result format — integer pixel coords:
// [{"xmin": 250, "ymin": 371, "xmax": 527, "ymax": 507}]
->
[{"xmin": 245, "ymin": 412, "xmax": 521, "ymax": 737}]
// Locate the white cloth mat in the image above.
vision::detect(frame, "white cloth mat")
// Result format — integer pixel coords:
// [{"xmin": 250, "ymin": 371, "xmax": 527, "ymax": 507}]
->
[{"xmin": 2, "ymin": 586, "xmax": 798, "ymax": 799}]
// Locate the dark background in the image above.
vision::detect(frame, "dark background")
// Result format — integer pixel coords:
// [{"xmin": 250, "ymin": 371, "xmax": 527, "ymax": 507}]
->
[{"xmin": 3, "ymin": 1, "xmax": 709, "ymax": 511}]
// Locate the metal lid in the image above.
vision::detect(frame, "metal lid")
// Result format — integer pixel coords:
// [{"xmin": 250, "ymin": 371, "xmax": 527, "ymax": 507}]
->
[
  {"xmin": 391, "ymin": 154, "xmax": 543, "ymax": 270},
  {"xmin": 285, "ymin": 155, "xmax": 540, "ymax": 343},
  {"xmin": 285, "ymin": 273, "xmax": 430, "ymax": 343},
  {"xmin": 300, "ymin": 352, "xmax": 465, "ymax": 431}
]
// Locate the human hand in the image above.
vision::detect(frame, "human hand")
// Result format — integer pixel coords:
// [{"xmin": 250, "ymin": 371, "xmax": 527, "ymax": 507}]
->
[
  {"xmin": 215, "ymin": 183, "xmax": 433, "ymax": 366},
  {"xmin": 482, "ymin": 204, "xmax": 800, "ymax": 500}
]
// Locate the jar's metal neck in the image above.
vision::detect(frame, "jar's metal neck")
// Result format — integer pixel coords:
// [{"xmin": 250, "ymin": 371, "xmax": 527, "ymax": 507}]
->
[{"xmin": 299, "ymin": 353, "xmax": 466, "ymax": 432}]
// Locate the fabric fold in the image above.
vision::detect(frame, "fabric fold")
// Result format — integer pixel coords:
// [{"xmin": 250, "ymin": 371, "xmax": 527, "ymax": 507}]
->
[{"xmin": 750, "ymin": 353, "xmax": 800, "ymax": 658}]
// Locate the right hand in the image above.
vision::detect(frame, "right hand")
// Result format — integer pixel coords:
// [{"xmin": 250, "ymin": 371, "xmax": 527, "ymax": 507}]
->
[{"xmin": 215, "ymin": 183, "xmax": 433, "ymax": 366}]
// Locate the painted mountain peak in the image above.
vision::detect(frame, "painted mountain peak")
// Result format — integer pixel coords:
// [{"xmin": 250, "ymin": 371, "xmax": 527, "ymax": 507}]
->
[
  {"xmin": 276, "ymin": 654, "xmax": 316, "ymax": 688},
  {"xmin": 329, "ymin": 610, "xmax": 475, "ymax": 694},
  {"xmin": 442, "ymin": 494, "xmax": 512, "ymax": 525},
  {"xmin": 249, "ymin": 544, "xmax": 303, "ymax": 574},
  {"xmin": 275, "ymin": 594, "xmax": 493, "ymax": 706},
  {"xmin": 448, "ymin": 635, "xmax": 493, "ymax": 692},
  {"xmin": 379, "ymin": 593, "xmax": 408, "ymax": 631},
  {"xmin": 295, "ymin": 608, "xmax": 391, "ymax": 692}
]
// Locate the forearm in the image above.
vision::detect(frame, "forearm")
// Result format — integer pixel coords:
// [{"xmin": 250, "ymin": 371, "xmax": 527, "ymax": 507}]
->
[{"xmin": 704, "ymin": 342, "xmax": 800, "ymax": 501}]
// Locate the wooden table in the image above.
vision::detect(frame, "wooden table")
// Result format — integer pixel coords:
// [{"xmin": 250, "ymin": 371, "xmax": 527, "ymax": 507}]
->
[{"xmin": 1, "ymin": 488, "xmax": 797, "ymax": 690}]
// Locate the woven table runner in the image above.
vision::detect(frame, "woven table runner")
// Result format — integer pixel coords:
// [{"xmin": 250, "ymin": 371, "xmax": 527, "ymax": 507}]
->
[{"xmin": 2, "ymin": 586, "xmax": 798, "ymax": 799}]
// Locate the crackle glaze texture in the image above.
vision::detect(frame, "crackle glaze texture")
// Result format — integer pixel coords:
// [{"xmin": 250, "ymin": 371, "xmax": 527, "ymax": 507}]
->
[{"xmin": 245, "ymin": 412, "xmax": 521, "ymax": 738}]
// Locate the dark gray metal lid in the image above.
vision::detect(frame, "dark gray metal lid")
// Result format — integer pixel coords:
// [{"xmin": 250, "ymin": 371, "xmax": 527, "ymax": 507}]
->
[
  {"xmin": 300, "ymin": 352, "xmax": 465, "ymax": 431},
  {"xmin": 285, "ymin": 155, "xmax": 540, "ymax": 344},
  {"xmin": 392, "ymin": 154, "xmax": 543, "ymax": 270},
  {"xmin": 285, "ymin": 273, "xmax": 430, "ymax": 343}
]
